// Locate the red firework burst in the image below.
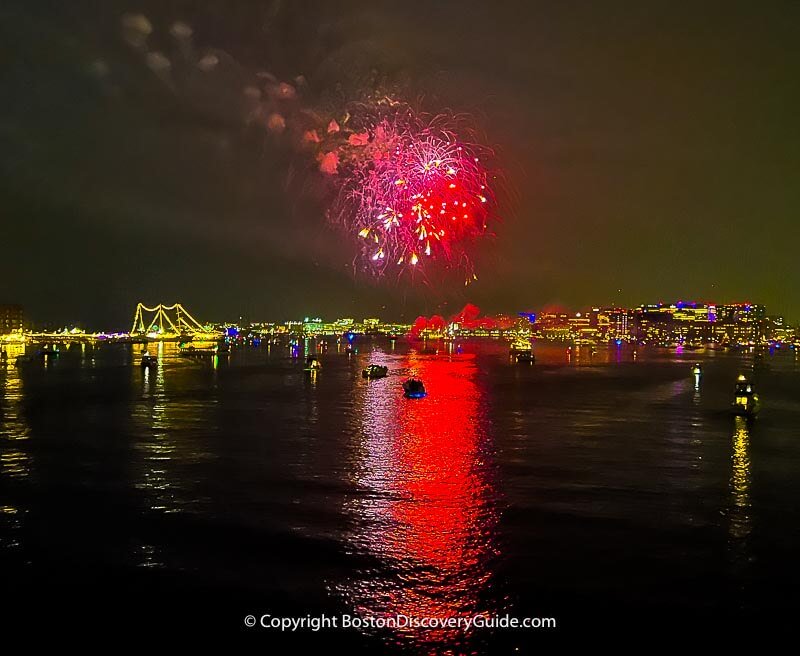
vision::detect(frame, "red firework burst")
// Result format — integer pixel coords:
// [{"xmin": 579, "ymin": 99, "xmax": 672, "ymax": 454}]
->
[{"xmin": 327, "ymin": 106, "xmax": 498, "ymax": 283}]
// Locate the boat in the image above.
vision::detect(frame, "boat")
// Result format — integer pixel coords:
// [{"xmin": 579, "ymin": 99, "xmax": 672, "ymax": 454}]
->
[
  {"xmin": 344, "ymin": 345, "xmax": 356, "ymax": 356},
  {"xmin": 732, "ymin": 374, "xmax": 761, "ymax": 416},
  {"xmin": 180, "ymin": 343, "xmax": 228, "ymax": 357},
  {"xmin": 692, "ymin": 363, "xmax": 703, "ymax": 388},
  {"xmin": 418, "ymin": 347, "xmax": 438, "ymax": 355},
  {"xmin": 515, "ymin": 351, "xmax": 535, "ymax": 364},
  {"xmin": 180, "ymin": 345, "xmax": 215, "ymax": 357},
  {"xmin": 388, "ymin": 333, "xmax": 399, "ymax": 341},
  {"xmin": 304, "ymin": 355, "xmax": 322, "ymax": 372},
  {"xmin": 402, "ymin": 378, "xmax": 426, "ymax": 399},
  {"xmin": 509, "ymin": 338, "xmax": 532, "ymax": 354},
  {"xmin": 140, "ymin": 351, "xmax": 158, "ymax": 369},
  {"xmin": 362, "ymin": 364, "xmax": 388, "ymax": 379}
]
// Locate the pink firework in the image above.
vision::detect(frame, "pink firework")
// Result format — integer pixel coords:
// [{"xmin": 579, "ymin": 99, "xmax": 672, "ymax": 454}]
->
[{"xmin": 328, "ymin": 107, "xmax": 497, "ymax": 283}]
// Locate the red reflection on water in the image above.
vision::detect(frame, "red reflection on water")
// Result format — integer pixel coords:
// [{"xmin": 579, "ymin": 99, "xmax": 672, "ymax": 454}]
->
[{"xmin": 342, "ymin": 352, "xmax": 499, "ymax": 649}]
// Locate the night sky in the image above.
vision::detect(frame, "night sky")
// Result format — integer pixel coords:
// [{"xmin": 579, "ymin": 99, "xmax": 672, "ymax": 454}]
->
[{"xmin": 2, "ymin": 0, "xmax": 798, "ymax": 329}]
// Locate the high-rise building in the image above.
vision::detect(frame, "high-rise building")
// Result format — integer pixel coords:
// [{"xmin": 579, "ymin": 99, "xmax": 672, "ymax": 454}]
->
[
  {"xmin": 597, "ymin": 308, "xmax": 633, "ymax": 341},
  {"xmin": 0, "ymin": 304, "xmax": 23, "ymax": 334}
]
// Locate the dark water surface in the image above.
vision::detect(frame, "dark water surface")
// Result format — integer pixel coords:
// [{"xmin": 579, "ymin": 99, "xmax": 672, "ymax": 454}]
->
[{"xmin": 2, "ymin": 340, "xmax": 800, "ymax": 648}]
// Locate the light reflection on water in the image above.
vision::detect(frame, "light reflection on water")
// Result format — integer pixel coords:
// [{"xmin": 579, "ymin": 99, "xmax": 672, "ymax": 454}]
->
[
  {"xmin": 727, "ymin": 415, "xmax": 754, "ymax": 615},
  {"xmin": 729, "ymin": 416, "xmax": 752, "ymax": 541},
  {"xmin": 1, "ymin": 339, "xmax": 800, "ymax": 641},
  {"xmin": 339, "ymin": 351, "xmax": 501, "ymax": 650},
  {"xmin": 0, "ymin": 365, "xmax": 31, "ymax": 479},
  {"xmin": 130, "ymin": 342, "xmax": 218, "ymax": 568},
  {"xmin": 0, "ymin": 359, "xmax": 31, "ymax": 556}
]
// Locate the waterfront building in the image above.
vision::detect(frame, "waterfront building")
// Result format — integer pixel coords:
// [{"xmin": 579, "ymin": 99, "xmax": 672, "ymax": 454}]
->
[
  {"xmin": 597, "ymin": 308, "xmax": 633, "ymax": 342},
  {"xmin": 0, "ymin": 304, "xmax": 23, "ymax": 334},
  {"xmin": 533, "ymin": 312, "xmax": 572, "ymax": 341}
]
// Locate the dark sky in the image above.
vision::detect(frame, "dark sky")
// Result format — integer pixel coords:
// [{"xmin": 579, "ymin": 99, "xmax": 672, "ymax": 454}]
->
[{"xmin": 1, "ymin": 0, "xmax": 798, "ymax": 329}]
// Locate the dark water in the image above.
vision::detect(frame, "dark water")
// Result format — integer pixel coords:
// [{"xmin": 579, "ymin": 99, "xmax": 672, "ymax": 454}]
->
[{"xmin": 2, "ymin": 340, "xmax": 800, "ymax": 647}]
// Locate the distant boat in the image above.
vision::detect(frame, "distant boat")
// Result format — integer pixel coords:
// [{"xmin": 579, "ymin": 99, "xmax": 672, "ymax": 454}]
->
[
  {"xmin": 304, "ymin": 355, "xmax": 322, "ymax": 372},
  {"xmin": 509, "ymin": 338, "xmax": 532, "ymax": 354},
  {"xmin": 732, "ymin": 374, "xmax": 761, "ymax": 416},
  {"xmin": 180, "ymin": 344, "xmax": 226, "ymax": 357},
  {"xmin": 362, "ymin": 364, "xmax": 388, "ymax": 379},
  {"xmin": 515, "ymin": 351, "xmax": 535, "ymax": 364},
  {"xmin": 140, "ymin": 352, "xmax": 158, "ymax": 369},
  {"xmin": 403, "ymin": 378, "xmax": 426, "ymax": 399}
]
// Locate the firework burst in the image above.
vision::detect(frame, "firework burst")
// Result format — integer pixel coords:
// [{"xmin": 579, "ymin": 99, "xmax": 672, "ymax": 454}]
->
[
  {"xmin": 117, "ymin": 15, "xmax": 500, "ymax": 284},
  {"xmin": 327, "ymin": 105, "xmax": 498, "ymax": 283}
]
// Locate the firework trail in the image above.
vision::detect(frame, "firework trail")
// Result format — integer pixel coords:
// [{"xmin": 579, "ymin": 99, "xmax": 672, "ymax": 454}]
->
[{"xmin": 117, "ymin": 13, "xmax": 500, "ymax": 285}]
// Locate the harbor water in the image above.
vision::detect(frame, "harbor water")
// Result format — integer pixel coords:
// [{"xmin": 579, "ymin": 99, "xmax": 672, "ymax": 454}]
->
[{"xmin": 1, "ymin": 340, "xmax": 799, "ymax": 648}]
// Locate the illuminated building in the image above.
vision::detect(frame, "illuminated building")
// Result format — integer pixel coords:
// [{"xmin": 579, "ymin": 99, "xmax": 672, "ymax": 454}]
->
[
  {"xmin": 712, "ymin": 304, "xmax": 766, "ymax": 345},
  {"xmin": 533, "ymin": 312, "xmax": 572, "ymax": 341},
  {"xmin": 0, "ymin": 304, "xmax": 23, "ymax": 334},
  {"xmin": 598, "ymin": 308, "xmax": 633, "ymax": 342},
  {"xmin": 302, "ymin": 317, "xmax": 324, "ymax": 335},
  {"xmin": 567, "ymin": 312, "xmax": 597, "ymax": 343},
  {"xmin": 363, "ymin": 318, "xmax": 381, "ymax": 332}
]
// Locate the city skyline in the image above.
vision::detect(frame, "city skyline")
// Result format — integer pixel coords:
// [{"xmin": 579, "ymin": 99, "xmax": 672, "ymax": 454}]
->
[
  {"xmin": 3, "ymin": 298, "xmax": 796, "ymax": 344},
  {"xmin": 2, "ymin": 1, "xmax": 800, "ymax": 327}
]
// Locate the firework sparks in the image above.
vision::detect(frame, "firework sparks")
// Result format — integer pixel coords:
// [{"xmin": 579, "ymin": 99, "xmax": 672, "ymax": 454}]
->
[
  {"xmin": 326, "ymin": 105, "xmax": 497, "ymax": 282},
  {"xmin": 118, "ymin": 14, "xmax": 499, "ymax": 284}
]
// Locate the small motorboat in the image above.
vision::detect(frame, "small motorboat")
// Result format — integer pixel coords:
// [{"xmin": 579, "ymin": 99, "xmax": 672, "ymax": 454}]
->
[
  {"xmin": 344, "ymin": 345, "xmax": 356, "ymax": 356},
  {"xmin": 516, "ymin": 351, "xmax": 535, "ymax": 364},
  {"xmin": 362, "ymin": 364, "xmax": 389, "ymax": 379},
  {"xmin": 732, "ymin": 374, "xmax": 761, "ymax": 416},
  {"xmin": 140, "ymin": 351, "xmax": 158, "ymax": 369},
  {"xmin": 180, "ymin": 345, "xmax": 214, "ymax": 357},
  {"xmin": 510, "ymin": 339, "xmax": 532, "ymax": 354},
  {"xmin": 692, "ymin": 363, "xmax": 703, "ymax": 389},
  {"xmin": 403, "ymin": 378, "xmax": 426, "ymax": 399},
  {"xmin": 304, "ymin": 355, "xmax": 322, "ymax": 372}
]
